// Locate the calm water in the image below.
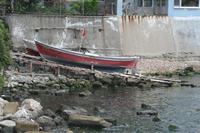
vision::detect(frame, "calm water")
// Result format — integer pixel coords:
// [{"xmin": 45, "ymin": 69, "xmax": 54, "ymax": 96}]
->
[{"xmin": 38, "ymin": 74, "xmax": 200, "ymax": 133}]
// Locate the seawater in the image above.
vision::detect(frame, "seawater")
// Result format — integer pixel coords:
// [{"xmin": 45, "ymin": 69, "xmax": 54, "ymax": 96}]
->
[{"xmin": 37, "ymin": 74, "xmax": 200, "ymax": 133}]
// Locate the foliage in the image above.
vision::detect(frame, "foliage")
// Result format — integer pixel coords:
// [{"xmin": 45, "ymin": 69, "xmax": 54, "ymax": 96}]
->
[
  {"xmin": 1, "ymin": 0, "xmax": 99, "ymax": 15},
  {"xmin": 0, "ymin": 19, "xmax": 13, "ymax": 88},
  {"xmin": 69, "ymin": 0, "xmax": 99, "ymax": 15},
  {"xmin": 69, "ymin": 1, "xmax": 83, "ymax": 15},
  {"xmin": 7, "ymin": 0, "xmax": 71, "ymax": 14},
  {"xmin": 172, "ymin": 83, "xmax": 181, "ymax": 87},
  {"xmin": 36, "ymin": 6, "xmax": 71, "ymax": 15},
  {"xmin": 168, "ymin": 124, "xmax": 179, "ymax": 131},
  {"xmin": 84, "ymin": 0, "xmax": 99, "ymax": 15}
]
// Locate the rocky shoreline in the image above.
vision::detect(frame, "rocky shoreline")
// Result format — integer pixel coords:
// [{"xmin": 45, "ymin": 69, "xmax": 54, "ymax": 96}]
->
[{"xmin": 0, "ymin": 52, "xmax": 199, "ymax": 132}]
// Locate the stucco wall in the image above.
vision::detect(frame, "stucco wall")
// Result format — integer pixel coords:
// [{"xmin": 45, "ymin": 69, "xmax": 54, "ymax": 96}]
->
[
  {"xmin": 5, "ymin": 15, "xmax": 122, "ymax": 57},
  {"xmin": 121, "ymin": 15, "xmax": 176, "ymax": 56},
  {"xmin": 171, "ymin": 17, "xmax": 200, "ymax": 53},
  {"xmin": 5, "ymin": 14, "xmax": 200, "ymax": 56},
  {"xmin": 122, "ymin": 15, "xmax": 200, "ymax": 56}
]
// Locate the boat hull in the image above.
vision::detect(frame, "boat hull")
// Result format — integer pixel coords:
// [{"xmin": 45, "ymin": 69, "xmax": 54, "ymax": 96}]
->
[
  {"xmin": 35, "ymin": 40, "xmax": 139, "ymax": 74},
  {"xmin": 23, "ymin": 39, "xmax": 40, "ymax": 56}
]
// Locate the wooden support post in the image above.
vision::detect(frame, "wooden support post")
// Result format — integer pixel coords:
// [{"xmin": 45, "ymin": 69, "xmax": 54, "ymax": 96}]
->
[
  {"xmin": 58, "ymin": 66, "xmax": 60, "ymax": 77},
  {"xmin": 91, "ymin": 64, "xmax": 94, "ymax": 71},
  {"xmin": 55, "ymin": 66, "xmax": 61, "ymax": 77},
  {"xmin": 29, "ymin": 61, "xmax": 32, "ymax": 73}
]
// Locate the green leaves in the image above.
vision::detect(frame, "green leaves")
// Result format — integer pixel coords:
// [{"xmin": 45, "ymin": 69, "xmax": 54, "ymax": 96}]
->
[
  {"xmin": 0, "ymin": 20, "xmax": 13, "ymax": 89},
  {"xmin": 84, "ymin": 0, "xmax": 99, "ymax": 15},
  {"xmin": 69, "ymin": 0, "xmax": 99, "ymax": 15}
]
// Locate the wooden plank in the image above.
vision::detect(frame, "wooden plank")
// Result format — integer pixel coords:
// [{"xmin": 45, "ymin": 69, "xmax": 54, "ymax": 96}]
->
[
  {"xmin": 29, "ymin": 61, "xmax": 32, "ymax": 73},
  {"xmin": 12, "ymin": 52, "xmax": 42, "ymax": 60}
]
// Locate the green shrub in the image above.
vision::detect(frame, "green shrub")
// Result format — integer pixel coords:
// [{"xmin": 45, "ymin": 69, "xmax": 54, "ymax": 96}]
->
[{"xmin": 0, "ymin": 20, "xmax": 13, "ymax": 89}]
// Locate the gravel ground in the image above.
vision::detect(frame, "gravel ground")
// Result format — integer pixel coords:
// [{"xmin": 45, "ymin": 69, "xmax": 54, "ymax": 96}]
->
[{"xmin": 137, "ymin": 59, "xmax": 200, "ymax": 74}]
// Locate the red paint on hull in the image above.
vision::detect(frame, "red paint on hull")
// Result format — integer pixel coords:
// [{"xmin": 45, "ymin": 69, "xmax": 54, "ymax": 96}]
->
[
  {"xmin": 26, "ymin": 48, "xmax": 40, "ymax": 56},
  {"xmin": 35, "ymin": 41, "xmax": 138, "ymax": 69}
]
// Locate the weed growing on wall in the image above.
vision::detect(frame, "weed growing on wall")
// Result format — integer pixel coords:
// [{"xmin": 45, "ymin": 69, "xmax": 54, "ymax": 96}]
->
[{"xmin": 0, "ymin": 19, "xmax": 13, "ymax": 89}]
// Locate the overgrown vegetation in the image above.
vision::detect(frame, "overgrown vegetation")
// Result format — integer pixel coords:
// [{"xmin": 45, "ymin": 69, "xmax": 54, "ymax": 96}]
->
[
  {"xmin": 1, "ymin": 0, "xmax": 99, "ymax": 15},
  {"xmin": 69, "ymin": 0, "xmax": 99, "ymax": 15},
  {"xmin": 0, "ymin": 19, "xmax": 13, "ymax": 89}
]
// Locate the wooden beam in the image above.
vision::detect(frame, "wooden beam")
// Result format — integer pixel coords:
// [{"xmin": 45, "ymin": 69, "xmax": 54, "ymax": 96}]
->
[{"xmin": 29, "ymin": 61, "xmax": 32, "ymax": 73}]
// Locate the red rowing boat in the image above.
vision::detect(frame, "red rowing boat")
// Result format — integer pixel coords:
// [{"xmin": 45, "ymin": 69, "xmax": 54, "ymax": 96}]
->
[
  {"xmin": 23, "ymin": 39, "xmax": 40, "ymax": 56},
  {"xmin": 35, "ymin": 40, "xmax": 139, "ymax": 75}
]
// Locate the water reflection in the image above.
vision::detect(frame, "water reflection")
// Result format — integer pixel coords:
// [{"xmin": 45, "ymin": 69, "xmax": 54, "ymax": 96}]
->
[{"xmin": 37, "ymin": 75, "xmax": 200, "ymax": 132}]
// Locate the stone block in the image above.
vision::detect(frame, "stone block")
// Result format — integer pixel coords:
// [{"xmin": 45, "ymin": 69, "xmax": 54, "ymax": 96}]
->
[
  {"xmin": 0, "ymin": 120, "xmax": 16, "ymax": 127},
  {"xmin": 36, "ymin": 116, "xmax": 56, "ymax": 127},
  {"xmin": 136, "ymin": 110, "xmax": 158, "ymax": 116},
  {"xmin": 2, "ymin": 126, "xmax": 14, "ymax": 133},
  {"xmin": 3, "ymin": 102, "xmax": 19, "ymax": 115},
  {"xmin": 15, "ymin": 121, "xmax": 39, "ymax": 132},
  {"xmin": 68, "ymin": 114, "xmax": 112, "ymax": 128},
  {"xmin": 20, "ymin": 99, "xmax": 43, "ymax": 111},
  {"xmin": 25, "ymin": 131, "xmax": 54, "ymax": 133}
]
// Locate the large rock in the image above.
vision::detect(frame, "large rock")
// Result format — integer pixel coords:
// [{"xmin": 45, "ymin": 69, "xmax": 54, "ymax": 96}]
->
[
  {"xmin": 103, "ymin": 117, "xmax": 117, "ymax": 126},
  {"xmin": 52, "ymin": 84, "xmax": 60, "ymax": 90},
  {"xmin": 62, "ymin": 107, "xmax": 88, "ymax": 120},
  {"xmin": 28, "ymin": 109, "xmax": 43, "ymax": 120},
  {"xmin": 101, "ymin": 75, "xmax": 113, "ymax": 85},
  {"xmin": 0, "ymin": 120, "xmax": 16, "ymax": 127},
  {"xmin": 92, "ymin": 81, "xmax": 102, "ymax": 89},
  {"xmin": 10, "ymin": 109, "xmax": 29, "ymax": 120},
  {"xmin": 0, "ymin": 105, "xmax": 4, "ymax": 116},
  {"xmin": 3, "ymin": 102, "xmax": 19, "ymax": 115},
  {"xmin": 68, "ymin": 114, "xmax": 112, "ymax": 128},
  {"xmin": 55, "ymin": 90, "xmax": 69, "ymax": 96},
  {"xmin": 25, "ymin": 131, "xmax": 54, "ymax": 133},
  {"xmin": 20, "ymin": 99, "xmax": 43, "ymax": 111},
  {"xmin": 136, "ymin": 110, "xmax": 158, "ymax": 116},
  {"xmin": 43, "ymin": 126, "xmax": 70, "ymax": 133},
  {"xmin": 66, "ymin": 78, "xmax": 76, "ymax": 86},
  {"xmin": 0, "ymin": 98, "xmax": 9, "ymax": 107},
  {"xmin": 58, "ymin": 75, "xmax": 67, "ymax": 83},
  {"xmin": 44, "ymin": 109, "xmax": 56, "ymax": 119},
  {"xmin": 94, "ymin": 106, "xmax": 105, "ymax": 113},
  {"xmin": 53, "ymin": 116, "xmax": 63, "ymax": 125},
  {"xmin": 15, "ymin": 121, "xmax": 39, "ymax": 132},
  {"xmin": 79, "ymin": 90, "xmax": 92, "ymax": 97},
  {"xmin": 36, "ymin": 116, "xmax": 56, "ymax": 127},
  {"xmin": 10, "ymin": 109, "xmax": 43, "ymax": 120},
  {"xmin": 2, "ymin": 126, "xmax": 14, "ymax": 133}
]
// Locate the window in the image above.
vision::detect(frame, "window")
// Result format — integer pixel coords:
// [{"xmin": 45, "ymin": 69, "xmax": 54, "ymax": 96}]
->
[
  {"xmin": 182, "ymin": 0, "xmax": 199, "ymax": 7},
  {"xmin": 138, "ymin": 0, "xmax": 143, "ymax": 7},
  {"xmin": 174, "ymin": 0, "xmax": 180, "ymax": 6},
  {"xmin": 144, "ymin": 0, "xmax": 152, "ymax": 7},
  {"xmin": 162, "ymin": 0, "xmax": 166, "ymax": 6},
  {"xmin": 157, "ymin": 0, "xmax": 161, "ymax": 6},
  {"xmin": 174, "ymin": 0, "xmax": 199, "ymax": 7},
  {"xmin": 157, "ymin": 0, "xmax": 166, "ymax": 6}
]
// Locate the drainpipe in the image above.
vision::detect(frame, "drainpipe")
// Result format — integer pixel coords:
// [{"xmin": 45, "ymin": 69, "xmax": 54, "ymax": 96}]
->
[
  {"xmin": 117, "ymin": 0, "xmax": 122, "ymax": 16},
  {"xmin": 11, "ymin": 0, "xmax": 14, "ymax": 13},
  {"xmin": 104, "ymin": 0, "xmax": 106, "ymax": 15},
  {"xmin": 60, "ymin": 0, "xmax": 61, "ymax": 15}
]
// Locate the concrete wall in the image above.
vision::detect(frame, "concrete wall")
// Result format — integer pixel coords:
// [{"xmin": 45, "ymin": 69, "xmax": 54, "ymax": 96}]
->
[
  {"xmin": 5, "ymin": 14, "xmax": 200, "ymax": 56},
  {"xmin": 5, "ymin": 15, "xmax": 122, "ymax": 57},
  {"xmin": 171, "ymin": 17, "xmax": 200, "ymax": 53},
  {"xmin": 122, "ymin": 15, "xmax": 200, "ymax": 56},
  {"xmin": 121, "ymin": 15, "xmax": 176, "ymax": 56}
]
